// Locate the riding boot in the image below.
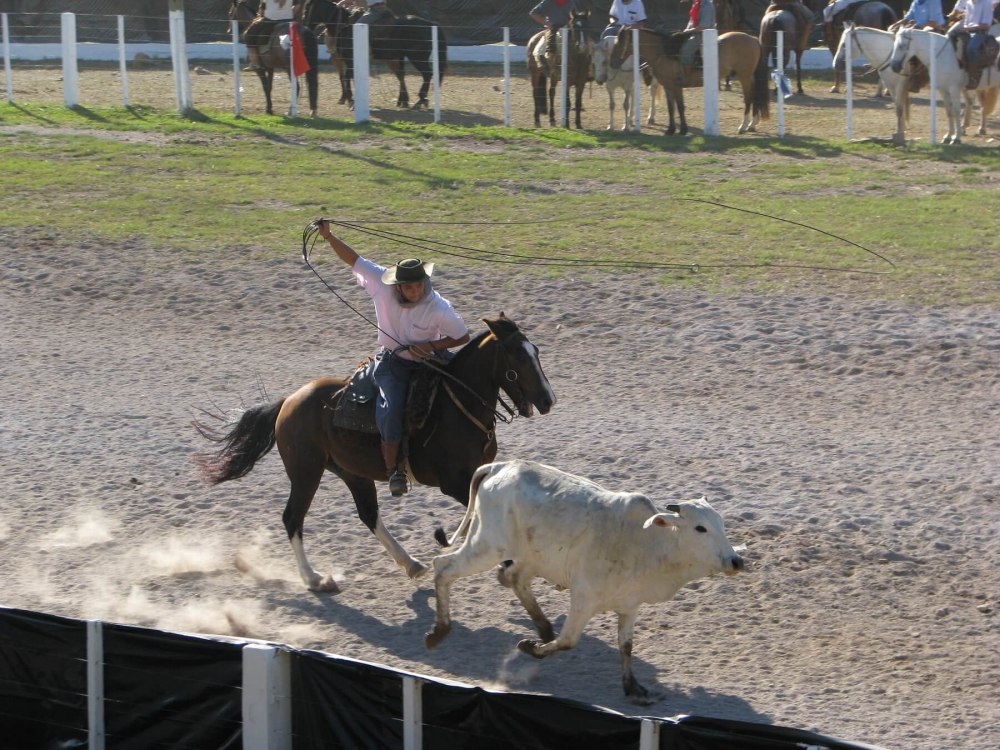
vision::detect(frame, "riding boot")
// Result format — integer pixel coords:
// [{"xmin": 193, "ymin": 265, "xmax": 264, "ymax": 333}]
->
[
  {"xmin": 247, "ymin": 46, "xmax": 262, "ymax": 71},
  {"xmin": 382, "ymin": 440, "xmax": 408, "ymax": 496},
  {"xmin": 965, "ymin": 63, "xmax": 982, "ymax": 90}
]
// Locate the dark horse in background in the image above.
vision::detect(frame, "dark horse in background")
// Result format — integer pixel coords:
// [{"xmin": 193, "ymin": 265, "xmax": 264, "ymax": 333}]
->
[
  {"xmin": 759, "ymin": 0, "xmax": 822, "ymax": 96},
  {"xmin": 195, "ymin": 315, "xmax": 556, "ymax": 593},
  {"xmin": 526, "ymin": 10, "xmax": 595, "ymax": 128},
  {"xmin": 303, "ymin": 0, "xmax": 448, "ymax": 109},
  {"xmin": 823, "ymin": 1, "xmax": 897, "ymax": 94},
  {"xmin": 229, "ymin": 0, "xmax": 320, "ymax": 116}
]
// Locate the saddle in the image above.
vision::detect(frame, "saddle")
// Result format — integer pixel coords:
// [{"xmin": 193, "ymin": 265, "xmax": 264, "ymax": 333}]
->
[
  {"xmin": 951, "ymin": 31, "xmax": 1000, "ymax": 89},
  {"xmin": 330, "ymin": 357, "xmax": 444, "ymax": 436}
]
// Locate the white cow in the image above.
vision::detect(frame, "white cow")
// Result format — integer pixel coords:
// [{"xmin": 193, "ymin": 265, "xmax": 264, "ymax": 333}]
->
[{"xmin": 424, "ymin": 460, "xmax": 746, "ymax": 704}]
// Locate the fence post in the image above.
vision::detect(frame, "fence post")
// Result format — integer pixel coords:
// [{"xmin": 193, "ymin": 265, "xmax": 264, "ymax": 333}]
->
[
  {"xmin": 702, "ymin": 28, "xmax": 719, "ymax": 136},
  {"xmin": 776, "ymin": 29, "xmax": 785, "ymax": 138},
  {"xmin": 503, "ymin": 27, "xmax": 512, "ymax": 126},
  {"xmin": 168, "ymin": 0, "xmax": 192, "ymax": 113},
  {"xmin": 431, "ymin": 24, "xmax": 440, "ymax": 123},
  {"xmin": 353, "ymin": 23, "xmax": 370, "ymax": 123},
  {"xmin": 403, "ymin": 676, "xmax": 423, "ymax": 750},
  {"xmin": 117, "ymin": 15, "xmax": 130, "ymax": 107},
  {"xmin": 639, "ymin": 719, "xmax": 659, "ymax": 750},
  {"xmin": 61, "ymin": 12, "xmax": 79, "ymax": 107},
  {"xmin": 232, "ymin": 20, "xmax": 241, "ymax": 116},
  {"xmin": 560, "ymin": 26, "xmax": 569, "ymax": 127},
  {"xmin": 87, "ymin": 620, "xmax": 105, "ymax": 750},
  {"xmin": 632, "ymin": 27, "xmax": 641, "ymax": 133},
  {"xmin": 928, "ymin": 33, "xmax": 936, "ymax": 143},
  {"xmin": 243, "ymin": 644, "xmax": 292, "ymax": 750},
  {"xmin": 845, "ymin": 26, "xmax": 853, "ymax": 140},
  {"xmin": 3, "ymin": 13, "xmax": 13, "ymax": 104}
]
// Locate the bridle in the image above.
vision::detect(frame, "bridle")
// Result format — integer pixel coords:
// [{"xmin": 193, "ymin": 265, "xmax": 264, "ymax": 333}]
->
[{"xmin": 847, "ymin": 28, "xmax": 895, "ymax": 77}]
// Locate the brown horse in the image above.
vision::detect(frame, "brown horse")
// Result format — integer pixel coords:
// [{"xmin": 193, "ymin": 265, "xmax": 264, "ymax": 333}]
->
[
  {"xmin": 526, "ymin": 10, "xmax": 595, "ymax": 128},
  {"xmin": 759, "ymin": 1, "xmax": 817, "ymax": 96},
  {"xmin": 195, "ymin": 315, "xmax": 556, "ymax": 592},
  {"xmin": 610, "ymin": 28, "xmax": 770, "ymax": 136},
  {"xmin": 229, "ymin": 0, "xmax": 320, "ymax": 116},
  {"xmin": 824, "ymin": 0, "xmax": 897, "ymax": 94}
]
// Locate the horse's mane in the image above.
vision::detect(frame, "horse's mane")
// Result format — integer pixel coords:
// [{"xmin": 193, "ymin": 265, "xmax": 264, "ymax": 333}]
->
[{"xmin": 446, "ymin": 329, "xmax": 494, "ymax": 372}]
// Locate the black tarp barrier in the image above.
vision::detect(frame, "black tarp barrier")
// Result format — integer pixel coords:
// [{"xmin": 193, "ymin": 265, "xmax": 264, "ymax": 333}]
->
[
  {"xmin": 665, "ymin": 715, "xmax": 888, "ymax": 750},
  {"xmin": 291, "ymin": 649, "xmax": 405, "ymax": 749},
  {"xmin": 422, "ymin": 680, "xmax": 642, "ymax": 750},
  {"xmin": 102, "ymin": 622, "xmax": 243, "ymax": 750},
  {"xmin": 0, "ymin": 607, "xmax": 88, "ymax": 750}
]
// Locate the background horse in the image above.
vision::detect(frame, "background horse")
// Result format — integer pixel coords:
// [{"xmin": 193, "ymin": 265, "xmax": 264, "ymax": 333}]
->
[
  {"xmin": 611, "ymin": 28, "xmax": 770, "ymax": 136},
  {"xmin": 591, "ymin": 32, "xmax": 662, "ymax": 130},
  {"xmin": 890, "ymin": 26, "xmax": 1000, "ymax": 143},
  {"xmin": 195, "ymin": 315, "xmax": 555, "ymax": 593},
  {"xmin": 759, "ymin": 1, "xmax": 817, "ymax": 95},
  {"xmin": 526, "ymin": 10, "xmax": 595, "ymax": 128},
  {"xmin": 833, "ymin": 24, "xmax": 910, "ymax": 142},
  {"xmin": 230, "ymin": 0, "xmax": 319, "ymax": 116},
  {"xmin": 304, "ymin": 0, "xmax": 447, "ymax": 109},
  {"xmin": 824, "ymin": 1, "xmax": 898, "ymax": 94}
]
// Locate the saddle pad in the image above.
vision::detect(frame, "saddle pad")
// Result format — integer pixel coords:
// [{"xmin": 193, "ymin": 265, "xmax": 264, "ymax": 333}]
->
[{"xmin": 331, "ymin": 359, "xmax": 380, "ymax": 434}]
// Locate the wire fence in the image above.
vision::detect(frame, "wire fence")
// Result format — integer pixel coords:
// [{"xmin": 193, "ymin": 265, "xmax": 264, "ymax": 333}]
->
[{"xmin": 2, "ymin": 10, "xmax": 999, "ymax": 144}]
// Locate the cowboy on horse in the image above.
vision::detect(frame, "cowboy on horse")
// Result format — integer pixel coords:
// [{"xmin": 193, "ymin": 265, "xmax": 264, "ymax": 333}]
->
[
  {"xmin": 244, "ymin": 0, "xmax": 297, "ymax": 70},
  {"xmin": 530, "ymin": 0, "xmax": 579, "ymax": 75},
  {"xmin": 316, "ymin": 222, "xmax": 471, "ymax": 497}
]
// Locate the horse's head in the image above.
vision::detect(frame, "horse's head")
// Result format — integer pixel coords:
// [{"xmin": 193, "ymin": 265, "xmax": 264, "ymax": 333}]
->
[
  {"xmin": 483, "ymin": 314, "xmax": 556, "ymax": 417},
  {"xmin": 592, "ymin": 36, "xmax": 613, "ymax": 84},
  {"xmin": 229, "ymin": 0, "xmax": 259, "ymax": 31},
  {"xmin": 569, "ymin": 10, "xmax": 594, "ymax": 55},
  {"xmin": 609, "ymin": 24, "xmax": 633, "ymax": 70},
  {"xmin": 889, "ymin": 27, "xmax": 913, "ymax": 74}
]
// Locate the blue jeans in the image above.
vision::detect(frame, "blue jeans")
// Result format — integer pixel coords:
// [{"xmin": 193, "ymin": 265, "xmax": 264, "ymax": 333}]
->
[{"xmin": 371, "ymin": 348, "xmax": 421, "ymax": 442}]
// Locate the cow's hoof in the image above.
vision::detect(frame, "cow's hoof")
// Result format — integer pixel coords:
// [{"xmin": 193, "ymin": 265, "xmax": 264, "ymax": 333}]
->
[
  {"xmin": 626, "ymin": 686, "xmax": 662, "ymax": 706},
  {"xmin": 407, "ymin": 560, "xmax": 429, "ymax": 580},
  {"xmin": 424, "ymin": 622, "xmax": 450, "ymax": 651},
  {"xmin": 496, "ymin": 565, "xmax": 512, "ymax": 588},
  {"xmin": 517, "ymin": 638, "xmax": 547, "ymax": 659},
  {"xmin": 308, "ymin": 573, "xmax": 341, "ymax": 593}
]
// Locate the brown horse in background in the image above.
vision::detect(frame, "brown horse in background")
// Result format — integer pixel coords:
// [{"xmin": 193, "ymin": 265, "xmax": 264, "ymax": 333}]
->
[
  {"xmin": 527, "ymin": 10, "xmax": 595, "ymax": 128},
  {"xmin": 229, "ymin": 0, "xmax": 320, "ymax": 116},
  {"xmin": 611, "ymin": 28, "xmax": 770, "ymax": 135},
  {"xmin": 824, "ymin": 0, "xmax": 898, "ymax": 94},
  {"xmin": 759, "ymin": 1, "xmax": 817, "ymax": 96},
  {"xmin": 195, "ymin": 315, "xmax": 556, "ymax": 593}
]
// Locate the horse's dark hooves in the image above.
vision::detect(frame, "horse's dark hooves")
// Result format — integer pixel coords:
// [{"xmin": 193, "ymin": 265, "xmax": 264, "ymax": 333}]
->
[{"xmin": 433, "ymin": 527, "xmax": 449, "ymax": 547}]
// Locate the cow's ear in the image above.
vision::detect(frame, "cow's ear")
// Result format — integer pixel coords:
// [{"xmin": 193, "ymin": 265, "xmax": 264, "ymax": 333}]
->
[{"xmin": 644, "ymin": 513, "xmax": 680, "ymax": 530}]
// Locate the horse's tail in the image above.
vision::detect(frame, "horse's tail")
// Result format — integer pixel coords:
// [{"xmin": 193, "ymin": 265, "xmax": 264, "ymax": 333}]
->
[
  {"xmin": 760, "ymin": 16, "xmax": 781, "ymax": 66},
  {"xmin": 193, "ymin": 399, "xmax": 285, "ymax": 484},
  {"xmin": 437, "ymin": 24, "xmax": 449, "ymax": 79},
  {"xmin": 433, "ymin": 462, "xmax": 495, "ymax": 548},
  {"xmin": 752, "ymin": 48, "xmax": 771, "ymax": 120}
]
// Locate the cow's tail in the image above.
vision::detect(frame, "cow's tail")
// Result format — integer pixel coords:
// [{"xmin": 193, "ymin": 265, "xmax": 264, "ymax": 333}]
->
[{"xmin": 433, "ymin": 463, "xmax": 495, "ymax": 548}]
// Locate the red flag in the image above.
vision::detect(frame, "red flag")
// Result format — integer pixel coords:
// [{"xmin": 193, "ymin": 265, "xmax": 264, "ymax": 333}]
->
[{"xmin": 289, "ymin": 23, "xmax": 311, "ymax": 78}]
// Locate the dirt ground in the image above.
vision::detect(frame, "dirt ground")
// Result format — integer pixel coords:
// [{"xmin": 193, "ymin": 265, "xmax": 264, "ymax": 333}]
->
[
  {"xmin": 5, "ymin": 57, "xmax": 1000, "ymax": 143},
  {"xmin": 1, "ymin": 223, "xmax": 997, "ymax": 749}
]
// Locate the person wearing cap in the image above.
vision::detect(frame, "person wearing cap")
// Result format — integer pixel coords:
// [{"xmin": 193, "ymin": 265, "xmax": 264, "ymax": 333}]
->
[{"xmin": 317, "ymin": 221, "xmax": 470, "ymax": 497}]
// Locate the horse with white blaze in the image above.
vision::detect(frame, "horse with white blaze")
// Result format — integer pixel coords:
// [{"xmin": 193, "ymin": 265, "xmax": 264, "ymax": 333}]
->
[{"xmin": 424, "ymin": 460, "xmax": 746, "ymax": 705}]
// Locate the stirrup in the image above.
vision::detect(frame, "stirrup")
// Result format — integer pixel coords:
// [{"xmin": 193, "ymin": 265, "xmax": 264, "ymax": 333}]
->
[{"xmin": 389, "ymin": 470, "xmax": 409, "ymax": 497}]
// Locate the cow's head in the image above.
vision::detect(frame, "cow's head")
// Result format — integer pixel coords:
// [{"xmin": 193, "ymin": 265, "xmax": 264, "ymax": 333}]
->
[{"xmin": 644, "ymin": 497, "xmax": 745, "ymax": 577}]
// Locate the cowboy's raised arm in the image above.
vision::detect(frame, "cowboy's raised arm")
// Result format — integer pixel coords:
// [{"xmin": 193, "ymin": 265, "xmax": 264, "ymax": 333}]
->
[{"xmin": 317, "ymin": 221, "xmax": 360, "ymax": 266}]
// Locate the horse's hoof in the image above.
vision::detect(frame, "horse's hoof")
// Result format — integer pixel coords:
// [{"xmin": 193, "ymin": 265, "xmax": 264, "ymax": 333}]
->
[
  {"xmin": 308, "ymin": 574, "xmax": 341, "ymax": 593},
  {"xmin": 517, "ymin": 639, "xmax": 546, "ymax": 659},
  {"xmin": 339, "ymin": 96, "xmax": 348, "ymax": 104},
  {"xmin": 424, "ymin": 622, "xmax": 451, "ymax": 651},
  {"xmin": 738, "ymin": 126, "xmax": 747, "ymax": 134},
  {"xmin": 407, "ymin": 560, "xmax": 429, "ymax": 580},
  {"xmin": 830, "ymin": 85, "xmax": 839, "ymax": 93}
]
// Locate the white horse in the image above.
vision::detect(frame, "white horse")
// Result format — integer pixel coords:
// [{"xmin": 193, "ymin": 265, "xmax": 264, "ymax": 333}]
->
[
  {"xmin": 889, "ymin": 26, "xmax": 1000, "ymax": 144},
  {"xmin": 591, "ymin": 33, "xmax": 660, "ymax": 131},
  {"xmin": 834, "ymin": 24, "xmax": 910, "ymax": 143}
]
